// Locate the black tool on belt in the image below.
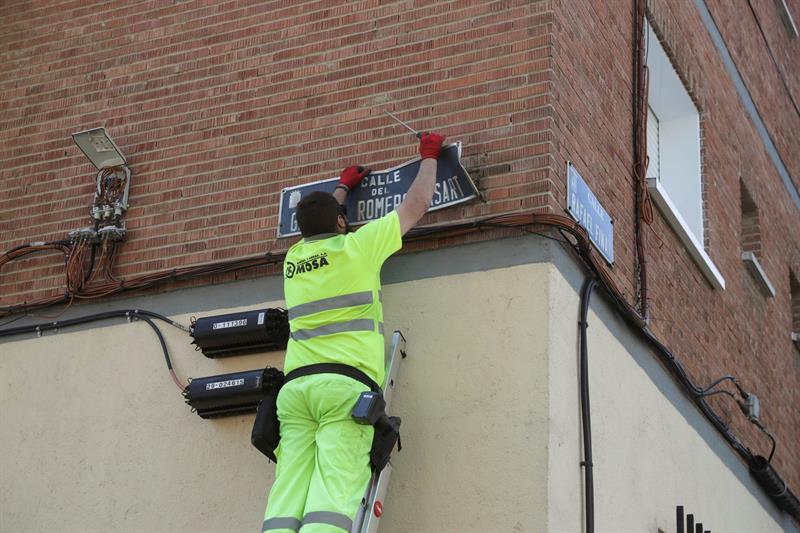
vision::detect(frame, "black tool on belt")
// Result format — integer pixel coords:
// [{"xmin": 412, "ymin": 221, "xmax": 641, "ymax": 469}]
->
[{"xmin": 251, "ymin": 363, "xmax": 401, "ymax": 472}]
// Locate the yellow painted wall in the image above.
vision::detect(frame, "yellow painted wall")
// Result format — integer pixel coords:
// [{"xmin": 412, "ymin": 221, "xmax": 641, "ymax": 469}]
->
[
  {"xmin": 0, "ymin": 264, "xmax": 551, "ymax": 532},
  {"xmin": 382, "ymin": 264, "xmax": 551, "ymax": 532},
  {"xmin": 545, "ymin": 265, "xmax": 794, "ymax": 532},
  {"xmin": 0, "ymin": 306, "xmax": 283, "ymax": 532},
  {"xmin": 1, "ymin": 259, "xmax": 793, "ymax": 531}
]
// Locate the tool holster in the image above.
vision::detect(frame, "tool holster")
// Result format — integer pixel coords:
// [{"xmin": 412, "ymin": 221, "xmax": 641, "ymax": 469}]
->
[{"xmin": 250, "ymin": 366, "xmax": 285, "ymax": 463}]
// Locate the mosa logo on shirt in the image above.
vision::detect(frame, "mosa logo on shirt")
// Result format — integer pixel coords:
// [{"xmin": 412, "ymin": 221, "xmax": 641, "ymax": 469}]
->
[{"xmin": 285, "ymin": 253, "xmax": 330, "ymax": 279}]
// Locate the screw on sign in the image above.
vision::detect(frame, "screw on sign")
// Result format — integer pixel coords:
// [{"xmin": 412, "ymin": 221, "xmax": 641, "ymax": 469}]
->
[{"xmin": 373, "ymin": 500, "xmax": 383, "ymax": 517}]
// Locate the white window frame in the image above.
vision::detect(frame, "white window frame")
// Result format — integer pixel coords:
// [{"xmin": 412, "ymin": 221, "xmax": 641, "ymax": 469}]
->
[{"xmin": 645, "ymin": 22, "xmax": 725, "ymax": 290}]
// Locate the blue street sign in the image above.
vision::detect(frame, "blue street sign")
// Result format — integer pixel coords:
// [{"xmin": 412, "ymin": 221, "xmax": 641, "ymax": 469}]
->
[
  {"xmin": 566, "ymin": 162, "xmax": 615, "ymax": 264},
  {"xmin": 277, "ymin": 142, "xmax": 478, "ymax": 237}
]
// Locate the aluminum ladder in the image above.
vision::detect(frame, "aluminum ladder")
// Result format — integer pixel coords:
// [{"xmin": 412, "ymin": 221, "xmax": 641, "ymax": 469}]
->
[{"xmin": 351, "ymin": 330, "xmax": 407, "ymax": 533}]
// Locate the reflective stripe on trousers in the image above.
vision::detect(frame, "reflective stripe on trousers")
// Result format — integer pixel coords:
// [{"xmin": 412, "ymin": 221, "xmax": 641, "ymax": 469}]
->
[
  {"xmin": 262, "ymin": 516, "xmax": 300, "ymax": 532},
  {"xmin": 262, "ymin": 511, "xmax": 352, "ymax": 532}
]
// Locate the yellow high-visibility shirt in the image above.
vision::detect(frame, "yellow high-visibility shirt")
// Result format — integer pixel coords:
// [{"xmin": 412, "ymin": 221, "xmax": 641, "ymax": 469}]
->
[{"xmin": 282, "ymin": 210, "xmax": 402, "ymax": 386}]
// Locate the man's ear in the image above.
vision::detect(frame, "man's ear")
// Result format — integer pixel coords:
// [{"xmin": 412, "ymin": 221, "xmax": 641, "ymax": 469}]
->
[{"xmin": 337, "ymin": 214, "xmax": 348, "ymax": 233}]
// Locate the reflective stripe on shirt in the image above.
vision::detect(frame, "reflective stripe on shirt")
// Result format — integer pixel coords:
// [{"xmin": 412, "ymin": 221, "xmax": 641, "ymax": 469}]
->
[
  {"xmin": 291, "ymin": 319, "xmax": 376, "ymax": 341},
  {"xmin": 287, "ymin": 291, "xmax": 373, "ymax": 320}
]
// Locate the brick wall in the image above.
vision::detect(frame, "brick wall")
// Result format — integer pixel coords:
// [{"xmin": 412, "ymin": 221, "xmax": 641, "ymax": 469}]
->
[
  {"xmin": 708, "ymin": 0, "xmax": 800, "ymax": 188},
  {"xmin": 551, "ymin": 0, "xmax": 800, "ymax": 491},
  {"xmin": 1, "ymin": 0, "xmax": 799, "ymax": 494},
  {"xmin": 0, "ymin": 0, "xmax": 558, "ymax": 306}
]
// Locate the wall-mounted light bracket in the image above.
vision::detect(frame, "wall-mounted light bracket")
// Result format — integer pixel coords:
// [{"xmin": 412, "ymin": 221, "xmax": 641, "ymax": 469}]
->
[{"xmin": 72, "ymin": 127, "xmax": 127, "ymax": 169}]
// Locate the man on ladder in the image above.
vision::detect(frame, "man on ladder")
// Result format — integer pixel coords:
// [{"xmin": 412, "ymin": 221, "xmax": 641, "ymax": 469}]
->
[{"xmin": 262, "ymin": 132, "xmax": 446, "ymax": 532}]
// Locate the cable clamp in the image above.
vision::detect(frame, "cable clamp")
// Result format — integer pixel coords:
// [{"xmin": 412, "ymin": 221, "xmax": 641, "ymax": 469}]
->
[
  {"xmin": 580, "ymin": 460, "xmax": 593, "ymax": 467},
  {"xmin": 577, "ymin": 320, "xmax": 589, "ymax": 327},
  {"xmin": 772, "ymin": 480, "xmax": 788, "ymax": 498}
]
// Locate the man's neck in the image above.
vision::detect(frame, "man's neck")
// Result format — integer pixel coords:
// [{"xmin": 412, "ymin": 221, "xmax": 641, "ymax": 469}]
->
[{"xmin": 304, "ymin": 232, "xmax": 340, "ymax": 242}]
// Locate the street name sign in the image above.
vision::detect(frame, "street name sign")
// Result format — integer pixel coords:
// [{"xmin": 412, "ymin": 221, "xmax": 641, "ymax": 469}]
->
[
  {"xmin": 277, "ymin": 143, "xmax": 478, "ymax": 238},
  {"xmin": 566, "ymin": 162, "xmax": 614, "ymax": 265}
]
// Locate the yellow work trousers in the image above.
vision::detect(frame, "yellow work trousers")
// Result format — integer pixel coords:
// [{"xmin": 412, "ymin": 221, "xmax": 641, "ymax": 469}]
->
[{"xmin": 262, "ymin": 374, "xmax": 373, "ymax": 532}]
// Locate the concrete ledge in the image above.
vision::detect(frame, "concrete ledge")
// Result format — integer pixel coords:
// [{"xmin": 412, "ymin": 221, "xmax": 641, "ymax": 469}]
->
[
  {"xmin": 647, "ymin": 176, "xmax": 726, "ymax": 290},
  {"xmin": 742, "ymin": 251, "xmax": 776, "ymax": 297}
]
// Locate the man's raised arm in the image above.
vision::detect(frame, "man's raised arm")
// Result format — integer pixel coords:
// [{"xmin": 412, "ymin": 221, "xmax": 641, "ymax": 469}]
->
[{"xmin": 396, "ymin": 132, "xmax": 445, "ymax": 236}]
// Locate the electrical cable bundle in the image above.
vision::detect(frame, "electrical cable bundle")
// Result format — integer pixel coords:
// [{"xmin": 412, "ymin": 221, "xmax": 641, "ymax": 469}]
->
[
  {"xmin": 408, "ymin": 211, "xmax": 631, "ymax": 317},
  {"xmin": 0, "ymin": 240, "xmax": 71, "ymax": 270},
  {"xmin": 0, "ymin": 309, "xmax": 189, "ymax": 391},
  {"xmin": 94, "ymin": 167, "xmax": 128, "ymax": 211},
  {"xmin": 0, "ymin": 213, "xmax": 622, "ymax": 321},
  {"xmin": 0, "ymin": 250, "xmax": 286, "ymax": 318},
  {"xmin": 75, "ymin": 252, "xmax": 286, "ymax": 299},
  {"xmin": 632, "ymin": 0, "xmax": 653, "ymax": 320},
  {"xmin": 0, "ymin": 240, "xmax": 73, "ymax": 315},
  {"xmin": 65, "ymin": 238, "xmax": 94, "ymax": 295},
  {"xmin": 83, "ymin": 238, "xmax": 121, "ymax": 286}
]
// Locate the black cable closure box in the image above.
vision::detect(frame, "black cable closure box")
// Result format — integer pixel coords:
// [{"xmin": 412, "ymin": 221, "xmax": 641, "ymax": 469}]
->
[
  {"xmin": 183, "ymin": 368, "xmax": 267, "ymax": 418},
  {"xmin": 190, "ymin": 308, "xmax": 289, "ymax": 358}
]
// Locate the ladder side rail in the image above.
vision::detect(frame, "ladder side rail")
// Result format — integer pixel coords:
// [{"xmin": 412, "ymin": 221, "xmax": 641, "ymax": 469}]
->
[
  {"xmin": 352, "ymin": 331, "xmax": 406, "ymax": 533},
  {"xmin": 361, "ymin": 464, "xmax": 393, "ymax": 533},
  {"xmin": 381, "ymin": 330, "xmax": 406, "ymax": 407}
]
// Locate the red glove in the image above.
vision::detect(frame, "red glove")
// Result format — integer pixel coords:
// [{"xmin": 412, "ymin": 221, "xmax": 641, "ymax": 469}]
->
[
  {"xmin": 338, "ymin": 165, "xmax": 371, "ymax": 190},
  {"xmin": 419, "ymin": 132, "xmax": 446, "ymax": 160}
]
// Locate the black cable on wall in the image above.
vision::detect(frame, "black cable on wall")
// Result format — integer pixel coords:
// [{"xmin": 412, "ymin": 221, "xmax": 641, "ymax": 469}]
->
[
  {"xmin": 0, "ymin": 309, "xmax": 189, "ymax": 391},
  {"xmin": 579, "ymin": 277, "xmax": 597, "ymax": 533}
]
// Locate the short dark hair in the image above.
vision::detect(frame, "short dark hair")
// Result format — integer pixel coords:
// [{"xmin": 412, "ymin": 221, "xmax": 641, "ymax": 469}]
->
[{"xmin": 296, "ymin": 191, "xmax": 341, "ymax": 237}]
